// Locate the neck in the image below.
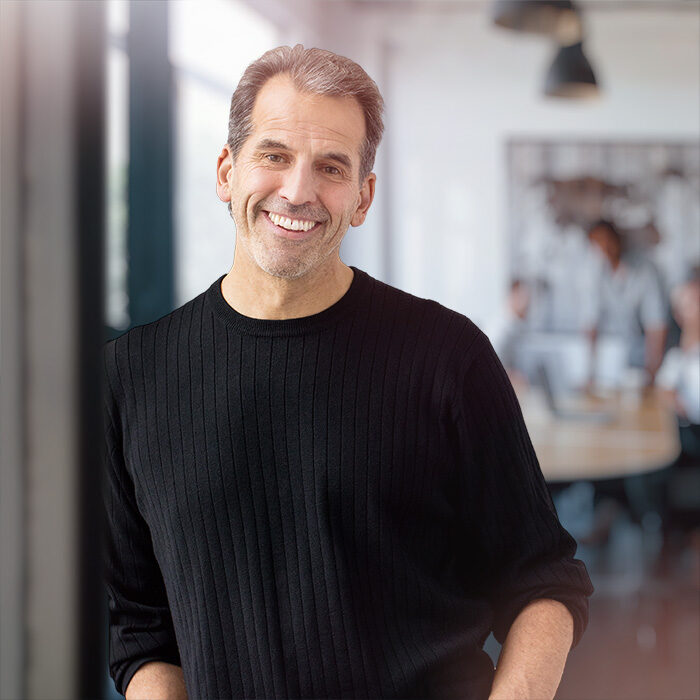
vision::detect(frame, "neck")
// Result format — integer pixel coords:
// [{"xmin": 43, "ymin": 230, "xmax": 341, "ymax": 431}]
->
[{"xmin": 221, "ymin": 256, "xmax": 354, "ymax": 320}]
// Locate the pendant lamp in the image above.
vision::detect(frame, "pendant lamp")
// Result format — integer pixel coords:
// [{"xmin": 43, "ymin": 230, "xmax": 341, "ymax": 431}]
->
[
  {"xmin": 492, "ymin": 0, "xmax": 583, "ymax": 46},
  {"xmin": 544, "ymin": 41, "xmax": 599, "ymax": 98}
]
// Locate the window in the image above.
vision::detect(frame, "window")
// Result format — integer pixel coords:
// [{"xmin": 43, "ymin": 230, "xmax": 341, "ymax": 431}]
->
[
  {"xmin": 170, "ymin": 0, "xmax": 278, "ymax": 304},
  {"xmin": 105, "ymin": 0, "xmax": 129, "ymax": 331}
]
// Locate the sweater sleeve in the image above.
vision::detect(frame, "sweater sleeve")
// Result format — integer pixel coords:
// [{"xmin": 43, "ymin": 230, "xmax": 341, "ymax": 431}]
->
[
  {"xmin": 102, "ymin": 341, "xmax": 181, "ymax": 696},
  {"xmin": 449, "ymin": 330, "xmax": 594, "ymax": 648}
]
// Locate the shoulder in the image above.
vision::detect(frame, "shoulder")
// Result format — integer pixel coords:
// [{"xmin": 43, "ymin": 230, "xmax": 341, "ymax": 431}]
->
[
  {"xmin": 102, "ymin": 287, "xmax": 208, "ymax": 376},
  {"xmin": 357, "ymin": 269, "xmax": 488, "ymax": 366}
]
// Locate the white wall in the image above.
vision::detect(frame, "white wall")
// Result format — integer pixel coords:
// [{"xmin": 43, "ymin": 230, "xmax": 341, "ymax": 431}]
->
[
  {"xmin": 193, "ymin": 1, "xmax": 700, "ymax": 329},
  {"xmin": 315, "ymin": 3, "xmax": 700, "ymax": 328},
  {"xmin": 171, "ymin": 0, "xmax": 331, "ymax": 305}
]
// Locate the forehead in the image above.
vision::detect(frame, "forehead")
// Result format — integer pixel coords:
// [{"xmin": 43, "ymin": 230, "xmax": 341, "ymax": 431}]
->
[{"xmin": 247, "ymin": 74, "xmax": 365, "ymax": 163}]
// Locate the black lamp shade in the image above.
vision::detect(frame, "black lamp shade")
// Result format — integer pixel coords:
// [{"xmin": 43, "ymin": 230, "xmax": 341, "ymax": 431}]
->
[
  {"xmin": 492, "ymin": 0, "xmax": 583, "ymax": 45},
  {"xmin": 544, "ymin": 42, "xmax": 599, "ymax": 98}
]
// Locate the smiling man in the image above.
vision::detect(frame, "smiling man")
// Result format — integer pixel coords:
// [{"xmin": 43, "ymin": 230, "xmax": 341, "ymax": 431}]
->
[
  {"xmin": 216, "ymin": 70, "xmax": 375, "ymax": 318},
  {"xmin": 103, "ymin": 45, "xmax": 593, "ymax": 700}
]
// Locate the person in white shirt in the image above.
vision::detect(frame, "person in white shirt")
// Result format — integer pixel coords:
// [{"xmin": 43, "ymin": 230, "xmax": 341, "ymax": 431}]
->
[
  {"xmin": 653, "ymin": 272, "xmax": 700, "ymax": 583},
  {"xmin": 657, "ymin": 273, "xmax": 700, "ymax": 426},
  {"xmin": 583, "ymin": 219, "xmax": 668, "ymax": 387}
]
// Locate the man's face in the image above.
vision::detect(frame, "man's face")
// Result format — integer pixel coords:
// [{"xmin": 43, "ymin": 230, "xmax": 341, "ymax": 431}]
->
[
  {"xmin": 216, "ymin": 74, "xmax": 375, "ymax": 280},
  {"xmin": 589, "ymin": 226, "xmax": 620, "ymax": 264}
]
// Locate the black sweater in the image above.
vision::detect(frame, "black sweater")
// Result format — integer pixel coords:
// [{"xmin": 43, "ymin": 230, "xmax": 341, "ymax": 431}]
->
[{"xmin": 103, "ymin": 266, "xmax": 593, "ymax": 700}]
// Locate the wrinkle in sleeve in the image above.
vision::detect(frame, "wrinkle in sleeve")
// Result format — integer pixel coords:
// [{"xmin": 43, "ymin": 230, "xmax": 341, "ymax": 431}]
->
[
  {"xmin": 449, "ymin": 332, "xmax": 594, "ymax": 648},
  {"xmin": 102, "ymin": 342, "xmax": 181, "ymax": 696}
]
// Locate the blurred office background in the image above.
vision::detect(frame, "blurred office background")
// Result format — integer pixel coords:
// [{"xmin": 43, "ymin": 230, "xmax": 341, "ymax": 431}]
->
[{"xmin": 1, "ymin": 0, "xmax": 699, "ymax": 698}]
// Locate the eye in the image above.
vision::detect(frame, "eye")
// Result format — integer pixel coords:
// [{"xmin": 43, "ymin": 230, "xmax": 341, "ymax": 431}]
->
[
  {"xmin": 322, "ymin": 165, "xmax": 341, "ymax": 176},
  {"xmin": 265, "ymin": 153, "xmax": 284, "ymax": 163}
]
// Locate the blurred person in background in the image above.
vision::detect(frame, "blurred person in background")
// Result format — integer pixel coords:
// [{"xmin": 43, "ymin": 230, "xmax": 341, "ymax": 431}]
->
[
  {"xmin": 583, "ymin": 219, "xmax": 668, "ymax": 389},
  {"xmin": 579, "ymin": 219, "xmax": 669, "ymax": 545},
  {"xmin": 103, "ymin": 44, "xmax": 592, "ymax": 700},
  {"xmin": 487, "ymin": 278, "xmax": 532, "ymax": 388},
  {"xmin": 657, "ymin": 268, "xmax": 700, "ymax": 428},
  {"xmin": 656, "ymin": 269, "xmax": 700, "ymax": 542},
  {"xmin": 625, "ymin": 269, "xmax": 700, "ymax": 580}
]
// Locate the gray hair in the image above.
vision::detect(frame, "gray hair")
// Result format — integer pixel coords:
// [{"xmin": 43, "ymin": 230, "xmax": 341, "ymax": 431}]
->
[{"xmin": 227, "ymin": 44, "xmax": 384, "ymax": 183}]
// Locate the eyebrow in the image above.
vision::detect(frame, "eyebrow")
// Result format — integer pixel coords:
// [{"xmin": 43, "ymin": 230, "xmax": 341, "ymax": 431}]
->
[{"xmin": 255, "ymin": 138, "xmax": 354, "ymax": 171}]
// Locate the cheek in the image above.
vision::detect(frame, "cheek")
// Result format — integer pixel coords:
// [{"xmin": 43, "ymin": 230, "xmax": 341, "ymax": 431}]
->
[
  {"xmin": 322, "ymin": 189, "xmax": 359, "ymax": 222},
  {"xmin": 233, "ymin": 168, "xmax": 280, "ymax": 207},
  {"xmin": 250, "ymin": 167, "xmax": 280, "ymax": 190}
]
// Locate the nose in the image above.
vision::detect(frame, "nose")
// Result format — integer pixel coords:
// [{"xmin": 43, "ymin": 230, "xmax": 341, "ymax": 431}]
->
[{"xmin": 278, "ymin": 161, "xmax": 317, "ymax": 206}]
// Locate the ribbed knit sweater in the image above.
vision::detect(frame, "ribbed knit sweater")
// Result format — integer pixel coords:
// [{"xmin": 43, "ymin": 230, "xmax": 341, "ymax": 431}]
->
[{"xmin": 102, "ymin": 266, "xmax": 593, "ymax": 700}]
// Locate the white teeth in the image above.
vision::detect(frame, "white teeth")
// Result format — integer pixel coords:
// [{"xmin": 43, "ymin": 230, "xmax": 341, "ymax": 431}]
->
[{"xmin": 267, "ymin": 212, "xmax": 317, "ymax": 232}]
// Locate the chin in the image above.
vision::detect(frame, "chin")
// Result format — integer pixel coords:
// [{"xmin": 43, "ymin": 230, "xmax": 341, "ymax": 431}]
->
[{"xmin": 254, "ymin": 253, "xmax": 317, "ymax": 280}]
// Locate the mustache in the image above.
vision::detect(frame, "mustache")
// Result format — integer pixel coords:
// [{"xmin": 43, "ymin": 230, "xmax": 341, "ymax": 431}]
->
[{"xmin": 258, "ymin": 200, "xmax": 328, "ymax": 222}]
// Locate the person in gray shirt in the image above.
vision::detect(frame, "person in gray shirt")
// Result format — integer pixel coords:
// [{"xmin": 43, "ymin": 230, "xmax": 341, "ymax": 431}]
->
[{"xmin": 583, "ymin": 219, "xmax": 668, "ymax": 387}]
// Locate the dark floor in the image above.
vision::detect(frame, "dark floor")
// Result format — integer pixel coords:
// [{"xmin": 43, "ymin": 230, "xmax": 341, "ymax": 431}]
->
[{"xmin": 556, "ymin": 507, "xmax": 700, "ymax": 700}]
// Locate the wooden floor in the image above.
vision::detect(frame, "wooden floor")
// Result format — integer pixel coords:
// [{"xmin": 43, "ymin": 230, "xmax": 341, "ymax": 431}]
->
[{"xmin": 557, "ymin": 517, "xmax": 700, "ymax": 700}]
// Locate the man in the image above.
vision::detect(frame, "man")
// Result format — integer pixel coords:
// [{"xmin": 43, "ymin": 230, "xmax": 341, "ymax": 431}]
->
[
  {"xmin": 103, "ymin": 45, "xmax": 593, "ymax": 700},
  {"xmin": 583, "ymin": 219, "xmax": 668, "ymax": 387}
]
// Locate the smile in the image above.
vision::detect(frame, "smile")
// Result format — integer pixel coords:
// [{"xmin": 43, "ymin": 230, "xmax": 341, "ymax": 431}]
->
[{"xmin": 265, "ymin": 211, "xmax": 319, "ymax": 232}]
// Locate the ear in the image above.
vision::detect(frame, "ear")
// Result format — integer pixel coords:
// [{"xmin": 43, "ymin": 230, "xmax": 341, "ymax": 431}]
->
[
  {"xmin": 216, "ymin": 144, "xmax": 233, "ymax": 203},
  {"xmin": 350, "ymin": 173, "xmax": 376, "ymax": 227}
]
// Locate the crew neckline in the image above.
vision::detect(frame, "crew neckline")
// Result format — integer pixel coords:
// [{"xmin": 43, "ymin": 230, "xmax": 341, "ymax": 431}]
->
[{"xmin": 205, "ymin": 266, "xmax": 370, "ymax": 337}]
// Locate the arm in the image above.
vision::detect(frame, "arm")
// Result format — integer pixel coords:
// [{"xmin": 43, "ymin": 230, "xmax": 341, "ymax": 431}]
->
[
  {"xmin": 126, "ymin": 661, "xmax": 187, "ymax": 700},
  {"xmin": 643, "ymin": 325, "xmax": 667, "ymax": 385},
  {"xmin": 488, "ymin": 599, "xmax": 574, "ymax": 700},
  {"xmin": 655, "ymin": 350, "xmax": 688, "ymax": 419},
  {"xmin": 103, "ymin": 341, "xmax": 183, "ymax": 696},
  {"xmin": 450, "ymin": 331, "xmax": 593, "ymax": 676},
  {"xmin": 582, "ymin": 261, "xmax": 602, "ymax": 390},
  {"xmin": 585, "ymin": 325, "xmax": 598, "ymax": 390},
  {"xmin": 639, "ymin": 263, "xmax": 669, "ymax": 385},
  {"xmin": 658, "ymin": 386, "xmax": 688, "ymax": 419}
]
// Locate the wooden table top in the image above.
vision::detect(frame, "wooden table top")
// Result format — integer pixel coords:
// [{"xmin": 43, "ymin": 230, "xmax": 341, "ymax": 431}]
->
[{"xmin": 515, "ymin": 385, "xmax": 681, "ymax": 482}]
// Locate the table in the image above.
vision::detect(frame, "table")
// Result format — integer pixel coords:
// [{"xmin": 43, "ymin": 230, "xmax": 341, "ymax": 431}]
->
[{"xmin": 515, "ymin": 385, "xmax": 682, "ymax": 482}]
